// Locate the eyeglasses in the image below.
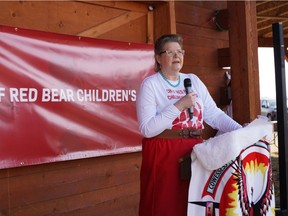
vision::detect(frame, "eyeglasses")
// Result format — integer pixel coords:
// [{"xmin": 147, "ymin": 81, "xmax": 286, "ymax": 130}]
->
[{"xmin": 159, "ymin": 50, "xmax": 185, "ymax": 57}]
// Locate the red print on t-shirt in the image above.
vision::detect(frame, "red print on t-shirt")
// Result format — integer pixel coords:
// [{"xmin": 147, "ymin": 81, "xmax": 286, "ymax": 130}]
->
[{"xmin": 172, "ymin": 102, "xmax": 203, "ymax": 129}]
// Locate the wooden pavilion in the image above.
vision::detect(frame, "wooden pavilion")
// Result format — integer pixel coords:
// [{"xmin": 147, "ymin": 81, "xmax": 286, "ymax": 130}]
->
[{"xmin": 0, "ymin": 1, "xmax": 287, "ymax": 215}]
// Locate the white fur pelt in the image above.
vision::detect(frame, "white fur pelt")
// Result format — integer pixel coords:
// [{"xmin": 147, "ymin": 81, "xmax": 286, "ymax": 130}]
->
[{"xmin": 192, "ymin": 117, "xmax": 273, "ymax": 170}]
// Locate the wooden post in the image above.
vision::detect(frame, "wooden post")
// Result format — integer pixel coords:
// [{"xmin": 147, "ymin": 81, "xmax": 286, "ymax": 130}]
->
[
  {"xmin": 154, "ymin": 1, "xmax": 176, "ymax": 40},
  {"xmin": 227, "ymin": 1, "xmax": 260, "ymax": 125}
]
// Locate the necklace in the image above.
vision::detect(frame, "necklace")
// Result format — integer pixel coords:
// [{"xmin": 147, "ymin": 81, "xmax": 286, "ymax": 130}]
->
[{"xmin": 159, "ymin": 71, "xmax": 181, "ymax": 88}]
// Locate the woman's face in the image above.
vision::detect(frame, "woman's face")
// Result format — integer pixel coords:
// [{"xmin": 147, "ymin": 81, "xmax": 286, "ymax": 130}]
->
[{"xmin": 156, "ymin": 42, "xmax": 184, "ymax": 74}]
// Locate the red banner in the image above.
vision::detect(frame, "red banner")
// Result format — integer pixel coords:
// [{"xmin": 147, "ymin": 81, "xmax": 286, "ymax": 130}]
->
[{"xmin": 0, "ymin": 26, "xmax": 154, "ymax": 169}]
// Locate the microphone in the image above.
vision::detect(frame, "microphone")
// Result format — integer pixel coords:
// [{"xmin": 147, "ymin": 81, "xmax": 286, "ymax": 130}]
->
[{"xmin": 184, "ymin": 78, "xmax": 193, "ymax": 119}]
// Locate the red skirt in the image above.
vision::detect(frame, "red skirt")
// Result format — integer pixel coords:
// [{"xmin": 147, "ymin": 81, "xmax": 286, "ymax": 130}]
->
[{"xmin": 139, "ymin": 137, "xmax": 203, "ymax": 216}]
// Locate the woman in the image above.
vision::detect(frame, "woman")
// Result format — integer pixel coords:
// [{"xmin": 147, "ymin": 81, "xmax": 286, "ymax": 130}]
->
[{"xmin": 136, "ymin": 34, "xmax": 242, "ymax": 216}]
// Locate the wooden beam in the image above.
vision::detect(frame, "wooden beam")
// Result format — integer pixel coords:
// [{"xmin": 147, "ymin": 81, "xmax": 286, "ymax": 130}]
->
[
  {"xmin": 168, "ymin": 1, "xmax": 176, "ymax": 34},
  {"xmin": 257, "ymin": 15, "xmax": 288, "ymax": 20},
  {"xmin": 258, "ymin": 37, "xmax": 288, "ymax": 47},
  {"xmin": 228, "ymin": 1, "xmax": 260, "ymax": 124},
  {"xmin": 147, "ymin": 10, "xmax": 154, "ymax": 44},
  {"xmin": 262, "ymin": 22, "xmax": 288, "ymax": 37},
  {"xmin": 154, "ymin": 1, "xmax": 176, "ymax": 40},
  {"xmin": 77, "ymin": 11, "xmax": 145, "ymax": 37},
  {"xmin": 257, "ymin": 23, "xmax": 273, "ymax": 32},
  {"xmin": 257, "ymin": 10, "xmax": 288, "ymax": 26},
  {"xmin": 78, "ymin": 1, "xmax": 149, "ymax": 13},
  {"xmin": 257, "ymin": 2, "xmax": 288, "ymax": 15},
  {"xmin": 256, "ymin": 0, "xmax": 273, "ymax": 7}
]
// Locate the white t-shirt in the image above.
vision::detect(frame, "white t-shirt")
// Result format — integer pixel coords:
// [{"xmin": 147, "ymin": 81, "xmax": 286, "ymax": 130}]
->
[{"xmin": 136, "ymin": 72, "xmax": 242, "ymax": 138}]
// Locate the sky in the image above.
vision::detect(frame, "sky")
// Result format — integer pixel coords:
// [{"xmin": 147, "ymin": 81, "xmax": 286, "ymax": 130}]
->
[{"xmin": 258, "ymin": 47, "xmax": 288, "ymax": 99}]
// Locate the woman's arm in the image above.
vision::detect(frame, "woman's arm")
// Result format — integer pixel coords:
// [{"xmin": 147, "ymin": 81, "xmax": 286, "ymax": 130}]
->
[{"xmin": 136, "ymin": 79, "xmax": 180, "ymax": 138}]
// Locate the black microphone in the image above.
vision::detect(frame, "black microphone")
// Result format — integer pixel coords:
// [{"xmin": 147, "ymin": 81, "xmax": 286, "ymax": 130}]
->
[{"xmin": 184, "ymin": 78, "xmax": 193, "ymax": 119}]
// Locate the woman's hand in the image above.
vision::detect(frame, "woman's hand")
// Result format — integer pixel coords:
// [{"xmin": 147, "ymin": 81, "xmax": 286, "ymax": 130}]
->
[{"xmin": 174, "ymin": 92, "xmax": 196, "ymax": 112}]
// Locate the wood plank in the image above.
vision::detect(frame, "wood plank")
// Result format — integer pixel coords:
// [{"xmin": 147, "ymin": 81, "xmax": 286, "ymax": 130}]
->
[
  {"xmin": 9, "ymin": 181, "xmax": 139, "ymax": 216},
  {"xmin": 176, "ymin": 2, "xmax": 224, "ymax": 30},
  {"xmin": 2, "ymin": 152, "xmax": 141, "ymax": 178},
  {"xmin": 0, "ymin": 1, "xmax": 125, "ymax": 35},
  {"xmin": 1, "ymin": 154, "xmax": 141, "ymax": 208},
  {"xmin": 0, "ymin": 173, "xmax": 9, "ymax": 215},
  {"xmin": 186, "ymin": 1, "xmax": 227, "ymax": 10},
  {"xmin": 98, "ymin": 16, "xmax": 147, "ymax": 43},
  {"xmin": 147, "ymin": 10, "xmax": 154, "ymax": 44},
  {"xmin": 77, "ymin": 11, "xmax": 145, "ymax": 37},
  {"xmin": 0, "ymin": 153, "xmax": 141, "ymax": 214},
  {"xmin": 80, "ymin": 1, "xmax": 149, "ymax": 13},
  {"xmin": 181, "ymin": 65, "xmax": 224, "ymax": 78},
  {"xmin": 168, "ymin": 1, "xmax": 176, "ymax": 34},
  {"xmin": 183, "ymin": 44, "xmax": 220, "ymax": 68},
  {"xmin": 0, "ymin": 1, "xmax": 149, "ymax": 43},
  {"xmin": 185, "ymin": 48, "xmax": 228, "ymax": 65},
  {"xmin": 57, "ymin": 193, "xmax": 139, "ymax": 216},
  {"xmin": 0, "ymin": 168, "xmax": 8, "ymax": 179},
  {"xmin": 154, "ymin": 2, "xmax": 176, "ymax": 39},
  {"xmin": 176, "ymin": 23, "xmax": 229, "ymax": 43}
]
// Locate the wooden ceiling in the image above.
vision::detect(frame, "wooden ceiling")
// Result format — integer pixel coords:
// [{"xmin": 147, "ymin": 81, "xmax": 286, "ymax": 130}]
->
[{"xmin": 257, "ymin": 0, "xmax": 288, "ymax": 46}]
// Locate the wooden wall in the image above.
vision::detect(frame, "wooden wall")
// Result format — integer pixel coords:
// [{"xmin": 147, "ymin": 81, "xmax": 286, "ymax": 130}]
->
[
  {"xmin": 0, "ymin": 1, "xmax": 231, "ymax": 215},
  {"xmin": 0, "ymin": 1, "xmax": 153, "ymax": 43},
  {"xmin": 0, "ymin": 152, "xmax": 141, "ymax": 215}
]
